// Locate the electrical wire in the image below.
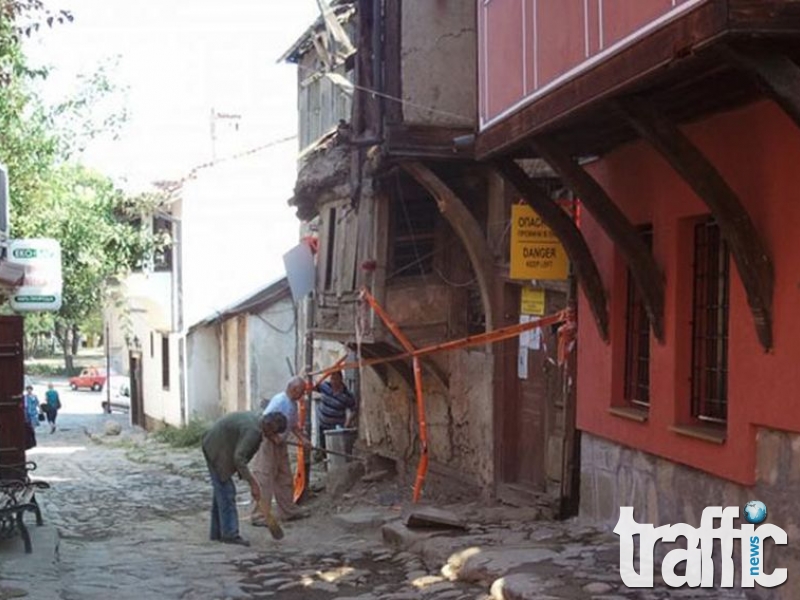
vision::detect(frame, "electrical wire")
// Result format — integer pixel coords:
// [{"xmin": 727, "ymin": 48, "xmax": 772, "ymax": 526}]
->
[{"xmin": 295, "ymin": 61, "xmax": 474, "ymax": 125}]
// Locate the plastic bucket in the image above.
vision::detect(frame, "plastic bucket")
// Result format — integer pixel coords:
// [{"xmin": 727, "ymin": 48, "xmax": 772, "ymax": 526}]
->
[{"xmin": 324, "ymin": 428, "xmax": 357, "ymax": 470}]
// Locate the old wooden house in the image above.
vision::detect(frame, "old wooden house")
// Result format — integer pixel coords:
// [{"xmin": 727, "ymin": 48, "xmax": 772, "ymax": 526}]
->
[{"xmin": 285, "ymin": 0, "xmax": 580, "ymax": 511}]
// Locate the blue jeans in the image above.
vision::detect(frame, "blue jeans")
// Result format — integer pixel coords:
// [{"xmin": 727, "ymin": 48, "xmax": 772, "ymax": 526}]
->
[{"xmin": 208, "ymin": 467, "xmax": 239, "ymax": 541}]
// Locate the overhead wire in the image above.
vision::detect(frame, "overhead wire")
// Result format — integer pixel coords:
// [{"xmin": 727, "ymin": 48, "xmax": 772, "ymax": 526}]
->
[{"xmin": 294, "ymin": 61, "xmax": 474, "ymax": 125}]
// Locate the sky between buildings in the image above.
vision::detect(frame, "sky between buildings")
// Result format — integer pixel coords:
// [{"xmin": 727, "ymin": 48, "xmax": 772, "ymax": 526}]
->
[{"xmin": 23, "ymin": 0, "xmax": 321, "ymax": 322}]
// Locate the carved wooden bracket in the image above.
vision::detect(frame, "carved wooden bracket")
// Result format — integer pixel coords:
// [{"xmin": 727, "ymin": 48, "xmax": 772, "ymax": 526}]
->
[
  {"xmin": 619, "ymin": 97, "xmax": 774, "ymax": 351},
  {"xmin": 401, "ymin": 162, "xmax": 498, "ymax": 332},
  {"xmin": 494, "ymin": 159, "xmax": 609, "ymax": 342},
  {"xmin": 531, "ymin": 138, "xmax": 665, "ymax": 342},
  {"xmin": 721, "ymin": 46, "xmax": 800, "ymax": 130}
]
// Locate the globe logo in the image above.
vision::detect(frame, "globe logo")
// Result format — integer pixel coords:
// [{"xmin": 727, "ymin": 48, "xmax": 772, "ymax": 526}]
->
[{"xmin": 744, "ymin": 500, "xmax": 767, "ymax": 524}]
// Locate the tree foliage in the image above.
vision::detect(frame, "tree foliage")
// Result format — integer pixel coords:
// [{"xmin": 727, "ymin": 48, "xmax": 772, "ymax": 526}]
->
[{"xmin": 1, "ymin": 2, "xmax": 159, "ymax": 370}]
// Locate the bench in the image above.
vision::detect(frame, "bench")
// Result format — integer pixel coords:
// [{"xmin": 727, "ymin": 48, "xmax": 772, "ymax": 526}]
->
[{"xmin": 0, "ymin": 461, "xmax": 49, "ymax": 553}]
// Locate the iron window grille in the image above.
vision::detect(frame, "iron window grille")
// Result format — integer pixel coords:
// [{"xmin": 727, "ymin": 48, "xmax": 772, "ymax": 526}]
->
[
  {"xmin": 624, "ymin": 226, "xmax": 653, "ymax": 407},
  {"xmin": 690, "ymin": 219, "xmax": 730, "ymax": 423}
]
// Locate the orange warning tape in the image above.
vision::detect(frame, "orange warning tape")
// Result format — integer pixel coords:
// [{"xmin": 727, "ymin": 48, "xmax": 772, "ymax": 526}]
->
[{"xmin": 306, "ymin": 287, "xmax": 570, "ymax": 503}]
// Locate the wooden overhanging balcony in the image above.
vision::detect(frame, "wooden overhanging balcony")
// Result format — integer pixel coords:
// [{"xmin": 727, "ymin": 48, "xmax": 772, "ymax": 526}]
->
[
  {"xmin": 477, "ymin": 0, "xmax": 798, "ymax": 352},
  {"xmin": 476, "ymin": 0, "xmax": 800, "ymax": 160}
]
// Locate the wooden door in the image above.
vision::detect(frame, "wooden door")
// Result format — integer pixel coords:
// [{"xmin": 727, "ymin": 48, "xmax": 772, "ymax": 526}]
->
[
  {"xmin": 129, "ymin": 351, "xmax": 144, "ymax": 428},
  {"xmin": 0, "ymin": 316, "xmax": 25, "ymax": 480},
  {"xmin": 498, "ymin": 285, "xmax": 566, "ymax": 497}
]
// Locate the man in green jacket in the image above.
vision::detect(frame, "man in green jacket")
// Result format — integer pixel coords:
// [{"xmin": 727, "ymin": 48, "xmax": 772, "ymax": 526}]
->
[{"xmin": 202, "ymin": 411, "xmax": 286, "ymax": 546}]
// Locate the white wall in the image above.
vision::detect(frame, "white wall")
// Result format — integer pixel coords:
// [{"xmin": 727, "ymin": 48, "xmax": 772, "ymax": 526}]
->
[
  {"xmin": 180, "ymin": 144, "xmax": 300, "ymax": 329},
  {"xmin": 141, "ymin": 331, "xmax": 182, "ymax": 427},
  {"xmin": 187, "ymin": 325, "xmax": 221, "ymax": 422},
  {"xmin": 248, "ymin": 296, "xmax": 296, "ymax": 410}
]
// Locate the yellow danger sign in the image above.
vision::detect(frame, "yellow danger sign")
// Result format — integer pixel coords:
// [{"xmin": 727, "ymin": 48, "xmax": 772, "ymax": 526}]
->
[
  {"xmin": 510, "ymin": 204, "xmax": 569, "ymax": 280},
  {"xmin": 520, "ymin": 287, "xmax": 546, "ymax": 315}
]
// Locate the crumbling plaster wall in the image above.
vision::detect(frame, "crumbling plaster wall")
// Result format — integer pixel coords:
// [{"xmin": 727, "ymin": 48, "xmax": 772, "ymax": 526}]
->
[
  {"xmin": 581, "ymin": 430, "xmax": 800, "ymax": 599},
  {"xmin": 400, "ymin": 0, "xmax": 476, "ymax": 127},
  {"xmin": 358, "ymin": 280, "xmax": 495, "ymax": 488}
]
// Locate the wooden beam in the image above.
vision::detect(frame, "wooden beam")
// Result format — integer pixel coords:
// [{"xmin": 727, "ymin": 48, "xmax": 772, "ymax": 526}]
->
[
  {"xmin": 531, "ymin": 138, "xmax": 665, "ymax": 342},
  {"xmin": 493, "ymin": 159, "xmax": 609, "ymax": 342},
  {"xmin": 401, "ymin": 162, "xmax": 498, "ymax": 331},
  {"xmin": 474, "ymin": 1, "xmax": 727, "ymax": 160},
  {"xmin": 721, "ymin": 46, "xmax": 800, "ymax": 130},
  {"xmin": 619, "ymin": 97, "xmax": 773, "ymax": 351}
]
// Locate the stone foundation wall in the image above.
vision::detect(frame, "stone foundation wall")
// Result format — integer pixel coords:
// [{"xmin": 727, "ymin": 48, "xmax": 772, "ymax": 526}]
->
[{"xmin": 580, "ymin": 430, "xmax": 800, "ymax": 599}]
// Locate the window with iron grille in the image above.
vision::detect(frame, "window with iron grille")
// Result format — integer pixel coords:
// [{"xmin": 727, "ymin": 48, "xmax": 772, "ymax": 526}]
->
[
  {"xmin": 690, "ymin": 219, "xmax": 730, "ymax": 423},
  {"xmin": 624, "ymin": 226, "xmax": 653, "ymax": 407}
]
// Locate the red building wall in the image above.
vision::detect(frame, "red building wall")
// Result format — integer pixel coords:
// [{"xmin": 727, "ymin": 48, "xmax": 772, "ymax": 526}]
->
[
  {"xmin": 577, "ymin": 100, "xmax": 800, "ymax": 485},
  {"xmin": 478, "ymin": 0, "xmax": 707, "ymax": 127}
]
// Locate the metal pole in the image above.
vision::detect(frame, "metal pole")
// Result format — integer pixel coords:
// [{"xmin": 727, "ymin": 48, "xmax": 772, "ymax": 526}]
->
[
  {"xmin": 105, "ymin": 322, "xmax": 111, "ymax": 413},
  {"xmin": 303, "ymin": 292, "xmax": 314, "ymax": 493}
]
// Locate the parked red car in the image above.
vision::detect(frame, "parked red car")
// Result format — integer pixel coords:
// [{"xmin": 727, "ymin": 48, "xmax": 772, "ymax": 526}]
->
[{"xmin": 69, "ymin": 367, "xmax": 108, "ymax": 392}]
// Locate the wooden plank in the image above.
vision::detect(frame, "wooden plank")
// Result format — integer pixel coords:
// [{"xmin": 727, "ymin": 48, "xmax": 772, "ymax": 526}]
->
[
  {"xmin": 728, "ymin": 0, "xmax": 800, "ymax": 31},
  {"xmin": 494, "ymin": 159, "xmax": 609, "ymax": 342},
  {"xmin": 338, "ymin": 206, "xmax": 359, "ymax": 298},
  {"xmin": 620, "ymin": 97, "xmax": 774, "ymax": 350},
  {"xmin": 0, "ymin": 316, "xmax": 24, "ymax": 481},
  {"xmin": 721, "ymin": 46, "xmax": 800, "ymax": 129},
  {"xmin": 384, "ymin": 0, "xmax": 403, "ymax": 124},
  {"xmin": 400, "ymin": 162, "xmax": 498, "ymax": 331},
  {"xmin": 475, "ymin": 1, "xmax": 728, "ymax": 160},
  {"xmin": 531, "ymin": 137, "xmax": 665, "ymax": 341},
  {"xmin": 385, "ymin": 124, "xmax": 475, "ymax": 160}
]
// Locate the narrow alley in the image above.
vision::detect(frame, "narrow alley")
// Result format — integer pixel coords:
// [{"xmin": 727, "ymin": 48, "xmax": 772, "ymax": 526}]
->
[{"xmin": 0, "ymin": 394, "xmax": 749, "ymax": 600}]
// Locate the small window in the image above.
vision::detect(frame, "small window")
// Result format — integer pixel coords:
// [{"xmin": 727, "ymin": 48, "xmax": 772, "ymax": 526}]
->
[
  {"xmin": 690, "ymin": 220, "xmax": 730, "ymax": 423},
  {"xmin": 389, "ymin": 183, "xmax": 438, "ymax": 278},
  {"xmin": 153, "ymin": 217, "xmax": 173, "ymax": 272},
  {"xmin": 161, "ymin": 334, "xmax": 170, "ymax": 391},
  {"xmin": 623, "ymin": 226, "xmax": 653, "ymax": 407}
]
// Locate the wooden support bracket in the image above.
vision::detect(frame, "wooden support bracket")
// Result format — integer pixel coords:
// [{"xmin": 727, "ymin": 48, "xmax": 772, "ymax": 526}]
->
[
  {"xmin": 619, "ymin": 97, "xmax": 773, "ymax": 351},
  {"xmin": 721, "ymin": 46, "xmax": 800, "ymax": 130},
  {"xmin": 494, "ymin": 159, "xmax": 609, "ymax": 342},
  {"xmin": 401, "ymin": 162, "xmax": 498, "ymax": 331},
  {"xmin": 531, "ymin": 137, "xmax": 665, "ymax": 342}
]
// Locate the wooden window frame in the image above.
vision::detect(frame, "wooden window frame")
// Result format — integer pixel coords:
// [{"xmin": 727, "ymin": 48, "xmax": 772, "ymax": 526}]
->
[
  {"xmin": 690, "ymin": 219, "xmax": 730, "ymax": 424},
  {"xmin": 623, "ymin": 225, "xmax": 653, "ymax": 408}
]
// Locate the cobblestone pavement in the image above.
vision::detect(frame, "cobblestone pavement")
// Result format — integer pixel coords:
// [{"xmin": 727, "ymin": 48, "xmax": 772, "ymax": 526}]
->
[
  {"xmin": 0, "ymin": 413, "xmax": 752, "ymax": 600},
  {"xmin": 0, "ymin": 414, "xmax": 489, "ymax": 600}
]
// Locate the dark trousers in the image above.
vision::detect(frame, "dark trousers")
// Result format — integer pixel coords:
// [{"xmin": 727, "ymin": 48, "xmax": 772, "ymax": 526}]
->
[
  {"xmin": 208, "ymin": 467, "xmax": 239, "ymax": 541},
  {"xmin": 44, "ymin": 407, "xmax": 57, "ymax": 425}
]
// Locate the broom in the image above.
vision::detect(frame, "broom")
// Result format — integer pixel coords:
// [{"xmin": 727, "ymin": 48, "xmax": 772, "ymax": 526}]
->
[{"xmin": 255, "ymin": 494, "xmax": 284, "ymax": 540}]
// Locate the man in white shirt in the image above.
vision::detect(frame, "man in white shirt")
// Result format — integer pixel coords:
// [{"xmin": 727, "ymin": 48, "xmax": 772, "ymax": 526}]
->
[{"xmin": 250, "ymin": 376, "xmax": 311, "ymax": 524}]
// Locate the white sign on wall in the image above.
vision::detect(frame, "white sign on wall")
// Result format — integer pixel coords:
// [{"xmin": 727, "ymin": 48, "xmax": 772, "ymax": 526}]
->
[{"xmin": 9, "ymin": 238, "xmax": 63, "ymax": 312}]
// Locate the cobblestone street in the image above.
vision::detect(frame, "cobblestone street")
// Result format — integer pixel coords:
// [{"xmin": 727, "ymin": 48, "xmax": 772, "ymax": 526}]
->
[
  {"xmin": 0, "ymin": 411, "xmax": 752, "ymax": 600},
  {"xmin": 0, "ymin": 413, "xmax": 490, "ymax": 600}
]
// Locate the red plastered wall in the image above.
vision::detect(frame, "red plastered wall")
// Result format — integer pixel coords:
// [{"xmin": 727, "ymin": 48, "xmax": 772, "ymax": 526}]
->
[{"xmin": 577, "ymin": 100, "xmax": 800, "ymax": 485}]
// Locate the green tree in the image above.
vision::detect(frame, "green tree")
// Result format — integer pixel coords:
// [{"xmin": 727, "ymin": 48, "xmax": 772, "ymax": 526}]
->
[{"xmin": 1, "ymin": 2, "xmax": 158, "ymax": 372}]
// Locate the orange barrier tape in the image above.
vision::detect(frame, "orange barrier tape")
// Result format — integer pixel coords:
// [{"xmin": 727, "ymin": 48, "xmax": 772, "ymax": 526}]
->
[{"xmin": 306, "ymin": 287, "xmax": 569, "ymax": 503}]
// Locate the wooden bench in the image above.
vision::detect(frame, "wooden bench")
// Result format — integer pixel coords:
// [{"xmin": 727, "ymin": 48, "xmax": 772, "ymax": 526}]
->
[{"xmin": 0, "ymin": 462, "xmax": 49, "ymax": 553}]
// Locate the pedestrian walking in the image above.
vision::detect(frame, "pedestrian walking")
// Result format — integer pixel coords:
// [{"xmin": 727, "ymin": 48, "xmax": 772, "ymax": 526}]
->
[
  {"xmin": 23, "ymin": 385, "xmax": 39, "ymax": 449},
  {"xmin": 201, "ymin": 410, "xmax": 287, "ymax": 547},
  {"xmin": 42, "ymin": 382, "xmax": 61, "ymax": 433}
]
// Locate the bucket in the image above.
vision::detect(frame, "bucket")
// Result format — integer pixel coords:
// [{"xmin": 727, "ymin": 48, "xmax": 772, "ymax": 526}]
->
[{"xmin": 324, "ymin": 428, "xmax": 357, "ymax": 470}]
